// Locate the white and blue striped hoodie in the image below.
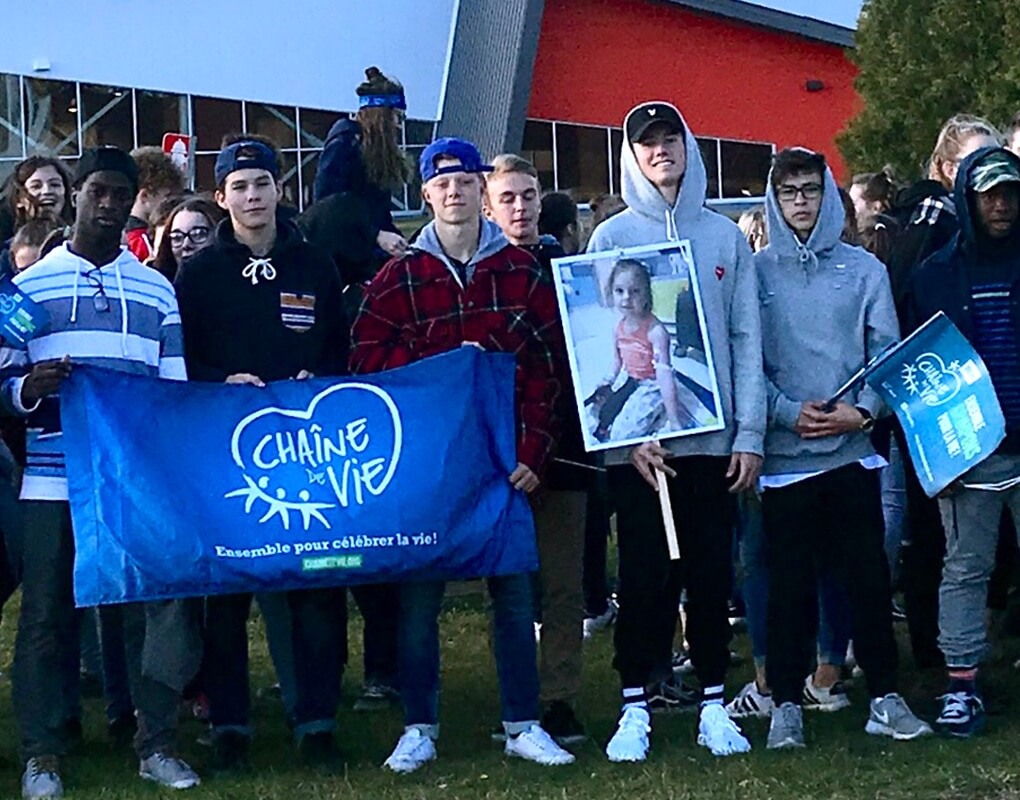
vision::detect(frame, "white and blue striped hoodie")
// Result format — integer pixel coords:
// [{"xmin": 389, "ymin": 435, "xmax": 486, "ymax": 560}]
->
[{"xmin": 0, "ymin": 243, "xmax": 186, "ymax": 501}]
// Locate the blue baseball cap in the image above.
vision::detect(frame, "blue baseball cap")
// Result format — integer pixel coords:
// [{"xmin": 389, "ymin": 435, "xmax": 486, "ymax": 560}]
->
[
  {"xmin": 214, "ymin": 141, "xmax": 280, "ymax": 186},
  {"xmin": 419, "ymin": 137, "xmax": 493, "ymax": 183}
]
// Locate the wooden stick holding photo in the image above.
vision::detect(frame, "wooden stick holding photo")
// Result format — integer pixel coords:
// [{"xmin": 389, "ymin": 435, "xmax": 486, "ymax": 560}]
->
[{"xmin": 653, "ymin": 444, "xmax": 680, "ymax": 560}]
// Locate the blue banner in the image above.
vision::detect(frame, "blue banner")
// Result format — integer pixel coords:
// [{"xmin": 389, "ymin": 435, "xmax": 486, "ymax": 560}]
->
[
  {"xmin": 864, "ymin": 312, "xmax": 1006, "ymax": 497},
  {"xmin": 61, "ymin": 348, "xmax": 537, "ymax": 606}
]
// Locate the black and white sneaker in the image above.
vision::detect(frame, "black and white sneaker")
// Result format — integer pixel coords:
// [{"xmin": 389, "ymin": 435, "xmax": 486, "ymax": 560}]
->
[{"xmin": 647, "ymin": 678, "xmax": 699, "ymax": 714}]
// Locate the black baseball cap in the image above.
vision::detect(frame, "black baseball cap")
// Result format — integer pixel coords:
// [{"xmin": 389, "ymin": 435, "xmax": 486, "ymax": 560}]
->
[
  {"xmin": 625, "ymin": 102, "xmax": 685, "ymax": 143},
  {"xmin": 74, "ymin": 146, "xmax": 139, "ymax": 193}
]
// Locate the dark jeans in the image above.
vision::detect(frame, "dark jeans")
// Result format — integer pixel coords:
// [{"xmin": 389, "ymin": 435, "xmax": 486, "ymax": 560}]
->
[
  {"xmin": 349, "ymin": 584, "xmax": 400, "ymax": 684},
  {"xmin": 609, "ymin": 456, "xmax": 735, "ymax": 689},
  {"xmin": 98, "ymin": 606, "xmax": 135, "ymax": 723},
  {"xmin": 762, "ymin": 465, "xmax": 898, "ymax": 705},
  {"xmin": 897, "ymin": 425, "xmax": 946, "ymax": 668},
  {"xmin": 399, "ymin": 574, "xmax": 539, "ymax": 735},
  {"xmin": 204, "ymin": 588, "xmax": 343, "ymax": 740},
  {"xmin": 582, "ymin": 471, "xmax": 612, "ymax": 617},
  {"xmin": 14, "ymin": 501, "xmax": 183, "ymax": 760}
]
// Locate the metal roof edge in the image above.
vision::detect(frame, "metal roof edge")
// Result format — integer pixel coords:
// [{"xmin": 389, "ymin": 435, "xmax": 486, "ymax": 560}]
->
[{"xmin": 666, "ymin": 0, "xmax": 856, "ymax": 47}]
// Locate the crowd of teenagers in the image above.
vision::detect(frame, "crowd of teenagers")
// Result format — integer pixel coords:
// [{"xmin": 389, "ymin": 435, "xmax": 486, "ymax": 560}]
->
[{"xmin": 3, "ymin": 63, "xmax": 1020, "ymax": 798}]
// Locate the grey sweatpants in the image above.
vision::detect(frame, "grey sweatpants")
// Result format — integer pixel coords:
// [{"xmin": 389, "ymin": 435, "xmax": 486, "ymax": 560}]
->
[
  {"xmin": 13, "ymin": 501, "xmax": 197, "ymax": 761},
  {"xmin": 938, "ymin": 455, "xmax": 1020, "ymax": 668}
]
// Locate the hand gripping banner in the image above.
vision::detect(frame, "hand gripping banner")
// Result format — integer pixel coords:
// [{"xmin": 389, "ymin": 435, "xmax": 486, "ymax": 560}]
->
[{"xmin": 61, "ymin": 348, "xmax": 537, "ymax": 605}]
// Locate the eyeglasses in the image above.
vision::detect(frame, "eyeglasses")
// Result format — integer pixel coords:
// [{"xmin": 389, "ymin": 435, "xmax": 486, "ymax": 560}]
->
[
  {"xmin": 168, "ymin": 226, "xmax": 211, "ymax": 247},
  {"xmin": 83, "ymin": 268, "xmax": 109, "ymax": 313},
  {"xmin": 777, "ymin": 183, "xmax": 823, "ymax": 202}
]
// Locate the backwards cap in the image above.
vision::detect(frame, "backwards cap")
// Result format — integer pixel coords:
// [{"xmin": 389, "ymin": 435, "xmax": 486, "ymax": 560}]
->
[
  {"xmin": 419, "ymin": 137, "xmax": 493, "ymax": 183},
  {"xmin": 214, "ymin": 141, "xmax": 280, "ymax": 186}
]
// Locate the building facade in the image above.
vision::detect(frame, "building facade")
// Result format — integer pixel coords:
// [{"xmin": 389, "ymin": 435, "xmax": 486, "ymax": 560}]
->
[{"xmin": 0, "ymin": 0, "xmax": 857, "ymax": 212}]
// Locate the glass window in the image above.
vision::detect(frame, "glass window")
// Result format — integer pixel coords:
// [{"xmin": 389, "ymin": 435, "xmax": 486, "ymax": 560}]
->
[
  {"xmin": 300, "ymin": 151, "xmax": 321, "ymax": 209},
  {"xmin": 0, "ymin": 75, "xmax": 22, "ymax": 159},
  {"xmin": 194, "ymin": 153, "xmax": 217, "ymax": 192},
  {"xmin": 277, "ymin": 151, "xmax": 299, "ymax": 212},
  {"xmin": 697, "ymin": 137, "xmax": 720, "ymax": 199},
  {"xmin": 191, "ymin": 96, "xmax": 242, "ymax": 153},
  {"xmin": 246, "ymin": 102, "xmax": 297, "ymax": 150},
  {"xmin": 404, "ymin": 119, "xmax": 434, "ymax": 147},
  {"xmin": 402, "ymin": 145, "xmax": 425, "ymax": 213},
  {"xmin": 80, "ymin": 84, "xmax": 133, "ymax": 151},
  {"xmin": 522, "ymin": 120, "xmax": 554, "ymax": 193},
  {"xmin": 300, "ymin": 107, "xmax": 343, "ymax": 149},
  {"xmin": 136, "ymin": 90, "xmax": 187, "ymax": 147},
  {"xmin": 24, "ymin": 78, "xmax": 79, "ymax": 156},
  {"xmin": 0, "ymin": 160, "xmax": 19, "ymax": 185},
  {"xmin": 720, "ymin": 140, "xmax": 772, "ymax": 198},
  {"xmin": 610, "ymin": 128, "xmax": 623, "ymax": 195},
  {"xmin": 554, "ymin": 123, "xmax": 609, "ymax": 203}
]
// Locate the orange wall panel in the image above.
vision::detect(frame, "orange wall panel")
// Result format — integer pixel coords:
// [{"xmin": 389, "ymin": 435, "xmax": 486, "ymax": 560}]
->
[{"xmin": 527, "ymin": 0, "xmax": 860, "ymax": 179}]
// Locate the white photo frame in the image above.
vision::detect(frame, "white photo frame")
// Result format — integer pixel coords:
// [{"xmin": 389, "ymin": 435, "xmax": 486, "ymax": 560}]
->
[{"xmin": 552, "ymin": 240, "xmax": 726, "ymax": 453}]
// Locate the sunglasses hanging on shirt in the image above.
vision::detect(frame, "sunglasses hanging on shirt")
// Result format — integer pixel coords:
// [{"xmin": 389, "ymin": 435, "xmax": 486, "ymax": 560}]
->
[{"xmin": 84, "ymin": 267, "xmax": 110, "ymax": 313}]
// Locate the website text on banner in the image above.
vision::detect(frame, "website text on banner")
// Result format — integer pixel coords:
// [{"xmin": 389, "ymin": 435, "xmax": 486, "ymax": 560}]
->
[
  {"xmin": 864, "ymin": 312, "xmax": 1006, "ymax": 497},
  {"xmin": 61, "ymin": 348, "xmax": 537, "ymax": 606}
]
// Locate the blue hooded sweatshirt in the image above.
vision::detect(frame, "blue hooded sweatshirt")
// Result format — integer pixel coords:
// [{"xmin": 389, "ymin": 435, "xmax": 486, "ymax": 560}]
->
[{"xmin": 756, "ymin": 162, "xmax": 899, "ymax": 476}]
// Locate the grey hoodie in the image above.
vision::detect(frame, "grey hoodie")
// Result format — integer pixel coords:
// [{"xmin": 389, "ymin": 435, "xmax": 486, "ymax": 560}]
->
[
  {"xmin": 756, "ymin": 163, "xmax": 899, "ymax": 476},
  {"xmin": 587, "ymin": 104, "xmax": 766, "ymax": 464},
  {"xmin": 412, "ymin": 216, "xmax": 509, "ymax": 285}
]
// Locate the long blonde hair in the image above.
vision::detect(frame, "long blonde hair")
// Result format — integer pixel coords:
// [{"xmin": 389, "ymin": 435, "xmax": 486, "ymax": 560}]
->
[{"xmin": 928, "ymin": 114, "xmax": 1001, "ymax": 187}]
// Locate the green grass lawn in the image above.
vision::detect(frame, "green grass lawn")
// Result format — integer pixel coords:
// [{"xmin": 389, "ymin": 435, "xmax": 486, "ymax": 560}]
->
[{"xmin": 2, "ymin": 594, "xmax": 1020, "ymax": 799}]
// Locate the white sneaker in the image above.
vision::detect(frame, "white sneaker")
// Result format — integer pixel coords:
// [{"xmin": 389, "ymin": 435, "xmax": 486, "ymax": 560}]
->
[
  {"xmin": 505, "ymin": 723, "xmax": 575, "ymax": 765},
  {"xmin": 802, "ymin": 675, "xmax": 851, "ymax": 712},
  {"xmin": 383, "ymin": 728, "xmax": 437, "ymax": 774},
  {"xmin": 138, "ymin": 752, "xmax": 200, "ymax": 790},
  {"xmin": 21, "ymin": 757, "xmax": 62, "ymax": 799},
  {"xmin": 697, "ymin": 703, "xmax": 751, "ymax": 757},
  {"xmin": 605, "ymin": 706, "xmax": 651, "ymax": 762},
  {"xmin": 725, "ymin": 681, "xmax": 774, "ymax": 719}
]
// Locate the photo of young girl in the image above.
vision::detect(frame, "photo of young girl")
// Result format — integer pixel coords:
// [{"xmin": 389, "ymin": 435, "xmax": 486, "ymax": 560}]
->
[{"xmin": 552, "ymin": 241, "xmax": 724, "ymax": 452}]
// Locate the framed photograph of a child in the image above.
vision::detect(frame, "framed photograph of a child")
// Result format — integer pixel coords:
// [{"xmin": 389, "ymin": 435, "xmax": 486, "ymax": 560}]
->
[{"xmin": 552, "ymin": 240, "xmax": 725, "ymax": 453}]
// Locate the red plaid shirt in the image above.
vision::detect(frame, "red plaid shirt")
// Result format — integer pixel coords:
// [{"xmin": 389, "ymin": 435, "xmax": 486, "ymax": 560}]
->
[{"xmin": 350, "ymin": 241, "xmax": 564, "ymax": 475}]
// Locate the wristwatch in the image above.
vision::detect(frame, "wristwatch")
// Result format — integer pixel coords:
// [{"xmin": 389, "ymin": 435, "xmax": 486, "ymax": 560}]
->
[{"xmin": 856, "ymin": 407, "xmax": 875, "ymax": 433}]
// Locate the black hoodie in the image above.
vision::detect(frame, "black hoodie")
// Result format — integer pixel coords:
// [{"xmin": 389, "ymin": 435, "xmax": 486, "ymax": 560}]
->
[
  {"xmin": 175, "ymin": 215, "xmax": 348, "ymax": 383},
  {"xmin": 908, "ymin": 146, "xmax": 1020, "ymax": 448}
]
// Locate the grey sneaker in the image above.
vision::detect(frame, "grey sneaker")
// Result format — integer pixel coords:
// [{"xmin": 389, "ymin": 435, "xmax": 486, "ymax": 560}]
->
[
  {"xmin": 767, "ymin": 702, "xmax": 805, "ymax": 750},
  {"xmin": 22, "ymin": 757, "xmax": 62, "ymax": 799},
  {"xmin": 139, "ymin": 752, "xmax": 200, "ymax": 789},
  {"xmin": 865, "ymin": 693, "xmax": 932, "ymax": 741}
]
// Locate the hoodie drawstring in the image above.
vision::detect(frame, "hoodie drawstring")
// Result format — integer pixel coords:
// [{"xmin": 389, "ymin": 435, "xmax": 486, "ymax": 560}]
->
[
  {"xmin": 664, "ymin": 209, "xmax": 679, "ymax": 242},
  {"xmin": 70, "ymin": 267, "xmax": 80, "ymax": 324},
  {"xmin": 69, "ymin": 253, "xmax": 129, "ymax": 356},
  {"xmin": 243, "ymin": 257, "xmax": 277, "ymax": 285},
  {"xmin": 114, "ymin": 261, "xmax": 128, "ymax": 356}
]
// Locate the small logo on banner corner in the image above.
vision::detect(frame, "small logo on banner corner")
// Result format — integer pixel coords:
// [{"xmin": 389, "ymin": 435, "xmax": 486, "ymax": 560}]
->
[{"xmin": 225, "ymin": 382, "xmax": 403, "ymax": 530}]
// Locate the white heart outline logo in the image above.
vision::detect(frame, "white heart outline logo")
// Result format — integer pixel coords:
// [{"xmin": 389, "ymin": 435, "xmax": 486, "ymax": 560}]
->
[
  {"xmin": 225, "ymin": 381, "xmax": 403, "ymax": 530},
  {"xmin": 902, "ymin": 351, "xmax": 962, "ymax": 408}
]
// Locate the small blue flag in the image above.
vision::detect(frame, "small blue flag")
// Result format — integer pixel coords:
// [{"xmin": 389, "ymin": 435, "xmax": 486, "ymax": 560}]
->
[
  {"xmin": 0, "ymin": 274, "xmax": 49, "ymax": 345},
  {"xmin": 864, "ymin": 313, "xmax": 1006, "ymax": 497}
]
